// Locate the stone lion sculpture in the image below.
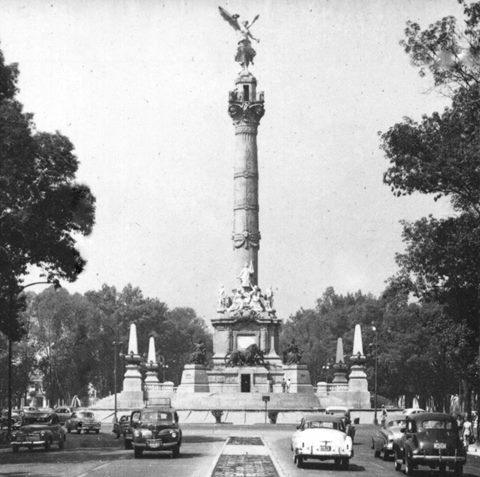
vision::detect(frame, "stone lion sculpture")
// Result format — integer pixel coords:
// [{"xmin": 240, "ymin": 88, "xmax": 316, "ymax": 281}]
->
[{"xmin": 225, "ymin": 343, "xmax": 266, "ymax": 367}]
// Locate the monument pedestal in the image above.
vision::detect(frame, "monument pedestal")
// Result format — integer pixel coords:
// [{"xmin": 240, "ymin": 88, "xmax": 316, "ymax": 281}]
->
[
  {"xmin": 347, "ymin": 364, "xmax": 371, "ymax": 408},
  {"xmin": 283, "ymin": 364, "xmax": 315, "ymax": 394},
  {"xmin": 177, "ymin": 364, "xmax": 210, "ymax": 393},
  {"xmin": 119, "ymin": 364, "xmax": 144, "ymax": 408}
]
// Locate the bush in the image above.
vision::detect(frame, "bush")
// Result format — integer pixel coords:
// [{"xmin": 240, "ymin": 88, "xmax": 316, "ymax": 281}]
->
[
  {"xmin": 268, "ymin": 411, "xmax": 278, "ymax": 424},
  {"xmin": 211, "ymin": 410, "xmax": 223, "ymax": 424}
]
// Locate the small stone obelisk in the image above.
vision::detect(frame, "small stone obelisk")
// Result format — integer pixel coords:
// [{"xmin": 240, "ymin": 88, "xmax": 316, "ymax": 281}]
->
[
  {"xmin": 145, "ymin": 336, "xmax": 159, "ymax": 385},
  {"xmin": 120, "ymin": 324, "xmax": 144, "ymax": 408},
  {"xmin": 348, "ymin": 324, "xmax": 370, "ymax": 408},
  {"xmin": 332, "ymin": 337, "xmax": 348, "ymax": 384}
]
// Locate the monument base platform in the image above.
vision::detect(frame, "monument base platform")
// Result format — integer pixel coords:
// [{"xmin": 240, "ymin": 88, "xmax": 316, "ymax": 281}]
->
[{"xmin": 172, "ymin": 391, "xmax": 320, "ymax": 411}]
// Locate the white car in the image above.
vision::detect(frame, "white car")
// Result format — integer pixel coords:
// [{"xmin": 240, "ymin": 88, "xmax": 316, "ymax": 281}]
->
[{"xmin": 291, "ymin": 414, "xmax": 354, "ymax": 469}]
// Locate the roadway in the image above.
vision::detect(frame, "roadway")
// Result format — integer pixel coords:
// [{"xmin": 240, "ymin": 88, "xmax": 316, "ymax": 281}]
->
[{"xmin": 0, "ymin": 423, "xmax": 479, "ymax": 476}]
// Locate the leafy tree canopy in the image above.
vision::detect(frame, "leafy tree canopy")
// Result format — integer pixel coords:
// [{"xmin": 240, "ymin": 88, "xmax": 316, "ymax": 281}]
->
[{"xmin": 0, "ymin": 48, "xmax": 96, "ymax": 339}]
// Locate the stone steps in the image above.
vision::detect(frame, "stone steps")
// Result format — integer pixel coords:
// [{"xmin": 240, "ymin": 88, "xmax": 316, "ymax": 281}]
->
[{"xmin": 172, "ymin": 392, "xmax": 320, "ymax": 411}]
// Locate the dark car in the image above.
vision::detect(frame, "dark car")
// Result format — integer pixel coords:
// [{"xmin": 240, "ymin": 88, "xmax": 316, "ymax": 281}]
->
[
  {"xmin": 10, "ymin": 410, "xmax": 65, "ymax": 452},
  {"xmin": 66, "ymin": 409, "xmax": 101, "ymax": 434},
  {"xmin": 123, "ymin": 409, "xmax": 141, "ymax": 449},
  {"xmin": 0, "ymin": 409, "xmax": 21, "ymax": 429},
  {"xmin": 393, "ymin": 412, "xmax": 466, "ymax": 476},
  {"xmin": 372, "ymin": 413, "xmax": 406, "ymax": 460},
  {"xmin": 113, "ymin": 414, "xmax": 130, "ymax": 439},
  {"xmin": 325, "ymin": 406, "xmax": 356, "ymax": 443},
  {"xmin": 130, "ymin": 407, "xmax": 182, "ymax": 458}
]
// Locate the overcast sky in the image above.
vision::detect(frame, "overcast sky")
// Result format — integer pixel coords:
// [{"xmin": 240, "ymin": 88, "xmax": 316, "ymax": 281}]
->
[{"xmin": 0, "ymin": 0, "xmax": 461, "ymax": 322}]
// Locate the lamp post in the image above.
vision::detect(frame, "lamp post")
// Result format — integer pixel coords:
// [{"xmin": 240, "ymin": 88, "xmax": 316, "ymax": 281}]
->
[
  {"xmin": 372, "ymin": 325, "xmax": 378, "ymax": 425},
  {"xmin": 112, "ymin": 340, "xmax": 123, "ymax": 427},
  {"xmin": 7, "ymin": 279, "xmax": 60, "ymax": 439},
  {"xmin": 158, "ymin": 355, "xmax": 169, "ymax": 382}
]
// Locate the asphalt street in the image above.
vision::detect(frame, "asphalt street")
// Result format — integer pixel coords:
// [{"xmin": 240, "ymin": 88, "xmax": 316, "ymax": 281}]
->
[{"xmin": 0, "ymin": 423, "xmax": 479, "ymax": 477}]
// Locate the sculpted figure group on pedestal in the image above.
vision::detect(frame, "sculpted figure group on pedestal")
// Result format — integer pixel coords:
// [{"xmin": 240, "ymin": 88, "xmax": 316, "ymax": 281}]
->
[{"xmin": 217, "ymin": 263, "xmax": 275, "ymax": 314}]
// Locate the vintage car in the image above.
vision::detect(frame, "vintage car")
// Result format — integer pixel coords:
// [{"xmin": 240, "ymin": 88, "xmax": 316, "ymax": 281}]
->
[
  {"xmin": 393, "ymin": 412, "xmax": 466, "ymax": 476},
  {"xmin": 291, "ymin": 414, "xmax": 353, "ymax": 469},
  {"xmin": 113, "ymin": 414, "xmax": 130, "ymax": 438},
  {"xmin": 123, "ymin": 409, "xmax": 141, "ymax": 449},
  {"xmin": 402, "ymin": 407, "xmax": 425, "ymax": 415},
  {"xmin": 325, "ymin": 405, "xmax": 356, "ymax": 442},
  {"xmin": 130, "ymin": 407, "xmax": 182, "ymax": 458},
  {"xmin": 0, "ymin": 409, "xmax": 21, "ymax": 429},
  {"xmin": 10, "ymin": 409, "xmax": 65, "ymax": 452},
  {"xmin": 54, "ymin": 406, "xmax": 72, "ymax": 425},
  {"xmin": 65, "ymin": 409, "xmax": 101, "ymax": 434},
  {"xmin": 372, "ymin": 412, "xmax": 406, "ymax": 460}
]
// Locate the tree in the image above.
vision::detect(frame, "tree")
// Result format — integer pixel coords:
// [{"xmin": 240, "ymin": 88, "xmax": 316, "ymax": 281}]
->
[
  {"xmin": 380, "ymin": 0, "xmax": 480, "ymax": 414},
  {"xmin": 0, "ymin": 47, "xmax": 95, "ymax": 340}
]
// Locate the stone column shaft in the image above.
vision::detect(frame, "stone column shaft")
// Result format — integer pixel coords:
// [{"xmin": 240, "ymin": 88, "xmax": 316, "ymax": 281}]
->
[{"xmin": 229, "ymin": 72, "xmax": 264, "ymax": 287}]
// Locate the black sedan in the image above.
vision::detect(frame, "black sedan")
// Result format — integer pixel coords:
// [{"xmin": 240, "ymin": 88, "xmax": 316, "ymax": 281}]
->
[{"xmin": 393, "ymin": 412, "xmax": 466, "ymax": 476}]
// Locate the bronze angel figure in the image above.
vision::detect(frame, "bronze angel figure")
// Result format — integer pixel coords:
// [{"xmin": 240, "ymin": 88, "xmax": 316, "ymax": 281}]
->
[{"xmin": 219, "ymin": 6, "xmax": 260, "ymax": 69}]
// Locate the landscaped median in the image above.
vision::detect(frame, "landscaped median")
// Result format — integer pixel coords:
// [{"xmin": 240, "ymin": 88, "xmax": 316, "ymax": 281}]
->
[{"xmin": 211, "ymin": 436, "xmax": 281, "ymax": 477}]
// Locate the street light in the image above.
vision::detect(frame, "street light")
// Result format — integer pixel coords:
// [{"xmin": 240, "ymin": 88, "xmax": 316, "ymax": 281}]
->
[
  {"xmin": 158, "ymin": 355, "xmax": 169, "ymax": 382},
  {"xmin": 112, "ymin": 340, "xmax": 123, "ymax": 428},
  {"xmin": 7, "ymin": 279, "xmax": 61, "ymax": 439},
  {"xmin": 371, "ymin": 325, "xmax": 378, "ymax": 425}
]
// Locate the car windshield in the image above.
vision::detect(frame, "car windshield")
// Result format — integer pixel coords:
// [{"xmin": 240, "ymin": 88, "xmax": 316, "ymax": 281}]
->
[
  {"xmin": 306, "ymin": 420, "xmax": 338, "ymax": 429},
  {"xmin": 141, "ymin": 411, "xmax": 172, "ymax": 423},
  {"xmin": 388, "ymin": 419, "xmax": 406, "ymax": 427},
  {"xmin": 79, "ymin": 412, "xmax": 94, "ymax": 418},
  {"xmin": 421, "ymin": 420, "xmax": 454, "ymax": 430}
]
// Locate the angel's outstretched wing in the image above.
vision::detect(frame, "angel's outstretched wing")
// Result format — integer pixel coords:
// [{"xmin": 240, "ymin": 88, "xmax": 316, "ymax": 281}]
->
[{"xmin": 219, "ymin": 6, "xmax": 240, "ymax": 31}]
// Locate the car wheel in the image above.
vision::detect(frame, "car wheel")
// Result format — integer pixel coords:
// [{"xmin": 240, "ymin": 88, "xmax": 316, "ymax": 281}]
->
[
  {"xmin": 44, "ymin": 440, "xmax": 50, "ymax": 452},
  {"xmin": 334, "ymin": 458, "xmax": 341, "ymax": 467},
  {"xmin": 77, "ymin": 429, "xmax": 81, "ymax": 434},
  {"xmin": 58, "ymin": 439, "xmax": 64, "ymax": 450},
  {"xmin": 124, "ymin": 439, "xmax": 132, "ymax": 450},
  {"xmin": 382, "ymin": 449, "xmax": 389, "ymax": 461},
  {"xmin": 341, "ymin": 458, "xmax": 349, "ymax": 470},
  {"xmin": 172, "ymin": 444, "xmax": 180, "ymax": 458},
  {"xmin": 86, "ymin": 430, "xmax": 89, "ymax": 434},
  {"xmin": 12, "ymin": 445, "xmax": 18, "ymax": 453},
  {"xmin": 296, "ymin": 456, "xmax": 304, "ymax": 468},
  {"xmin": 134, "ymin": 447, "xmax": 143, "ymax": 459},
  {"xmin": 374, "ymin": 448, "xmax": 380, "ymax": 458},
  {"xmin": 67, "ymin": 428, "xmax": 71, "ymax": 434},
  {"xmin": 95, "ymin": 430, "xmax": 99, "ymax": 434},
  {"xmin": 454, "ymin": 463, "xmax": 463, "ymax": 477},
  {"xmin": 394, "ymin": 450, "xmax": 402, "ymax": 472},
  {"xmin": 405, "ymin": 455, "xmax": 415, "ymax": 476}
]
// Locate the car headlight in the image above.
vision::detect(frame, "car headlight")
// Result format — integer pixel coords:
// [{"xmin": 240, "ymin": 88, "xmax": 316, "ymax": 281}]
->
[
  {"xmin": 170, "ymin": 431, "xmax": 177, "ymax": 438},
  {"xmin": 141, "ymin": 430, "xmax": 152, "ymax": 438},
  {"xmin": 133, "ymin": 430, "xmax": 141, "ymax": 437}
]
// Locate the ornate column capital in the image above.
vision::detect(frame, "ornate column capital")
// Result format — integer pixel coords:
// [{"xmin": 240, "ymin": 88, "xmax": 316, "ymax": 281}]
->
[{"xmin": 228, "ymin": 98, "xmax": 265, "ymax": 131}]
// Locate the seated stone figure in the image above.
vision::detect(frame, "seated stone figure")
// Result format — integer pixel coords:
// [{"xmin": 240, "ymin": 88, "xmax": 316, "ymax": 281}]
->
[
  {"xmin": 189, "ymin": 341, "xmax": 207, "ymax": 366},
  {"xmin": 283, "ymin": 339, "xmax": 302, "ymax": 365}
]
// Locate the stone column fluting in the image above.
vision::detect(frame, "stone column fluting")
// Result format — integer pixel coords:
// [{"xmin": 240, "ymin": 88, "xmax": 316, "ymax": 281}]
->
[{"xmin": 228, "ymin": 70, "xmax": 265, "ymax": 287}]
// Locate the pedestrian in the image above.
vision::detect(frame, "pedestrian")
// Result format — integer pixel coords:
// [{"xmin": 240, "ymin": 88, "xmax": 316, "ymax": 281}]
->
[
  {"xmin": 463, "ymin": 414, "xmax": 473, "ymax": 449},
  {"xmin": 281, "ymin": 377, "xmax": 286, "ymax": 393},
  {"xmin": 381, "ymin": 404, "xmax": 387, "ymax": 427},
  {"xmin": 286, "ymin": 378, "xmax": 291, "ymax": 393}
]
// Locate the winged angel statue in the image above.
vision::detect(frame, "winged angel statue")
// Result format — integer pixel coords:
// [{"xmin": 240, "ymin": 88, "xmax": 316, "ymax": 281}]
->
[{"xmin": 219, "ymin": 6, "xmax": 260, "ymax": 70}]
